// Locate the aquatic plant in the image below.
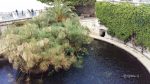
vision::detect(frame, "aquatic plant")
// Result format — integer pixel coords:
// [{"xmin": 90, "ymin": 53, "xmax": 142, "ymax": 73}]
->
[{"xmin": 0, "ymin": 0, "xmax": 91, "ymax": 73}]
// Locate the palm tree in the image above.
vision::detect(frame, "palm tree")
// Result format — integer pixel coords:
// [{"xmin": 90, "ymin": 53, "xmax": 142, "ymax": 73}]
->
[{"xmin": 47, "ymin": 0, "xmax": 77, "ymax": 22}]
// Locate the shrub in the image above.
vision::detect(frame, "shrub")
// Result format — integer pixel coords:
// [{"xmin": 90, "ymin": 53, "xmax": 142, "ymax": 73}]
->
[
  {"xmin": 96, "ymin": 2, "xmax": 150, "ymax": 49},
  {"xmin": 0, "ymin": 1, "xmax": 91, "ymax": 73}
]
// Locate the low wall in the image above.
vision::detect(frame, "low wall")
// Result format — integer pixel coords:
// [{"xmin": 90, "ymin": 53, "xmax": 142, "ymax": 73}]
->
[{"xmin": 89, "ymin": 34, "xmax": 150, "ymax": 73}]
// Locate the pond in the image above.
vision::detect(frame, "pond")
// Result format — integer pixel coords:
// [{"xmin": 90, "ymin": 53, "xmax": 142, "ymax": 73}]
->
[{"xmin": 0, "ymin": 40, "xmax": 150, "ymax": 84}]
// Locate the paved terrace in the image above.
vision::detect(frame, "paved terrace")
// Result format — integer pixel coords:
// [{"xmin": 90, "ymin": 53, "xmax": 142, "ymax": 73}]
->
[{"xmin": 80, "ymin": 18, "xmax": 150, "ymax": 73}]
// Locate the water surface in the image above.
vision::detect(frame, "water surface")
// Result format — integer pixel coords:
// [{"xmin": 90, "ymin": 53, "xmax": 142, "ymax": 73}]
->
[{"xmin": 0, "ymin": 40, "xmax": 150, "ymax": 84}]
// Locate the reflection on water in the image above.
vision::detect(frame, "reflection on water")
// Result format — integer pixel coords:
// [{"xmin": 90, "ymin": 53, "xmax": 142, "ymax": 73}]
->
[{"xmin": 0, "ymin": 40, "xmax": 150, "ymax": 84}]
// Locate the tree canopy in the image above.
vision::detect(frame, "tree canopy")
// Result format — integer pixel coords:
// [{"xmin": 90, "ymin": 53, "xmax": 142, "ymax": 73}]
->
[{"xmin": 37, "ymin": 0, "xmax": 96, "ymax": 6}]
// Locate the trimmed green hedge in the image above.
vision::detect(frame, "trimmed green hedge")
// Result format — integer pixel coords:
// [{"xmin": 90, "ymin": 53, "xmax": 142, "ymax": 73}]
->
[{"xmin": 96, "ymin": 2, "xmax": 150, "ymax": 49}]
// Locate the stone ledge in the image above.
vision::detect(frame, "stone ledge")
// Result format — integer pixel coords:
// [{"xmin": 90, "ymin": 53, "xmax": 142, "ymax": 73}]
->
[{"xmin": 90, "ymin": 34, "xmax": 150, "ymax": 73}]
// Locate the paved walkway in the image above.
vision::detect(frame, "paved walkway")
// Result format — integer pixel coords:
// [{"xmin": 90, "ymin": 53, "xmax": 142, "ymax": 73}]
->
[{"xmin": 80, "ymin": 17, "xmax": 150, "ymax": 73}]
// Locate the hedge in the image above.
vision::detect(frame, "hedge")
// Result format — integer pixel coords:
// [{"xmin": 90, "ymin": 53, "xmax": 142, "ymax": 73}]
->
[{"xmin": 96, "ymin": 2, "xmax": 150, "ymax": 49}]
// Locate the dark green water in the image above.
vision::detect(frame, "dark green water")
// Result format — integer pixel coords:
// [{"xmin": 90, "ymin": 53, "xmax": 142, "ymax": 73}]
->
[{"xmin": 0, "ymin": 40, "xmax": 150, "ymax": 84}]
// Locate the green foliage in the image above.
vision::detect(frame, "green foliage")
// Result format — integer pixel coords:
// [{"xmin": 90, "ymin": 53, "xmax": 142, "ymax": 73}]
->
[
  {"xmin": 37, "ymin": 0, "xmax": 96, "ymax": 6},
  {"xmin": 12, "ymin": 21, "xmax": 27, "ymax": 27},
  {"xmin": 0, "ymin": 1, "xmax": 91, "ymax": 73},
  {"xmin": 47, "ymin": 0, "xmax": 77, "ymax": 22},
  {"xmin": 96, "ymin": 2, "xmax": 150, "ymax": 49},
  {"xmin": 31, "ymin": 0, "xmax": 77, "ymax": 28},
  {"xmin": 31, "ymin": 12, "xmax": 50, "ymax": 28}
]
